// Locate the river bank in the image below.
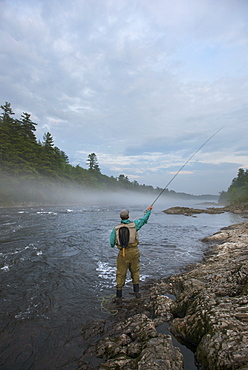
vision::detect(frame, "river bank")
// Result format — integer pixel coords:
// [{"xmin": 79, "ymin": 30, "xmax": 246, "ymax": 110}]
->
[{"xmin": 78, "ymin": 220, "xmax": 248, "ymax": 369}]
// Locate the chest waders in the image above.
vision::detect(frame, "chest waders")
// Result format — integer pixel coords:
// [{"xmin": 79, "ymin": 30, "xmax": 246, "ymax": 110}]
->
[{"xmin": 114, "ymin": 223, "xmax": 141, "ymax": 304}]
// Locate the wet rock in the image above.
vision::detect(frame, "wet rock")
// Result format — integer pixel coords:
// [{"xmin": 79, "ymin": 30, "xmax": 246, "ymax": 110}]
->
[
  {"xmin": 168, "ymin": 222, "xmax": 248, "ymax": 369},
  {"xmin": 94, "ymin": 314, "xmax": 157, "ymax": 358},
  {"xmin": 79, "ymin": 313, "xmax": 183, "ymax": 369},
  {"xmin": 81, "ymin": 320, "xmax": 106, "ymax": 341},
  {"xmin": 99, "ymin": 356, "xmax": 136, "ymax": 369},
  {"xmin": 138, "ymin": 335, "xmax": 184, "ymax": 370},
  {"xmin": 152, "ymin": 295, "xmax": 174, "ymax": 326},
  {"xmin": 145, "ymin": 281, "xmax": 175, "ymax": 326}
]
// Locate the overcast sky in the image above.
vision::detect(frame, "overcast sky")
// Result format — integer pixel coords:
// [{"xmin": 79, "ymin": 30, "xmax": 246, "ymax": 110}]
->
[{"xmin": 1, "ymin": 0, "xmax": 248, "ymax": 195}]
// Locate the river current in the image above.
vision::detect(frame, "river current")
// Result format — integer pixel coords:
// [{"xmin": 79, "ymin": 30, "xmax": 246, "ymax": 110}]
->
[{"xmin": 0, "ymin": 198, "xmax": 244, "ymax": 369}]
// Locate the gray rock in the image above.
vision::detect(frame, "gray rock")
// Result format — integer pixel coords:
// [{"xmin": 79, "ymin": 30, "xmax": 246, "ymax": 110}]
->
[
  {"xmin": 79, "ymin": 313, "xmax": 183, "ymax": 369},
  {"xmin": 99, "ymin": 356, "xmax": 136, "ymax": 370},
  {"xmin": 168, "ymin": 221, "xmax": 248, "ymax": 369},
  {"xmin": 138, "ymin": 335, "xmax": 184, "ymax": 370}
]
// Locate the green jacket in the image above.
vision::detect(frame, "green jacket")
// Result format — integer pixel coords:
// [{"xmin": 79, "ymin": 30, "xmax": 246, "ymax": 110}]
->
[{"xmin": 110, "ymin": 210, "xmax": 151, "ymax": 248}]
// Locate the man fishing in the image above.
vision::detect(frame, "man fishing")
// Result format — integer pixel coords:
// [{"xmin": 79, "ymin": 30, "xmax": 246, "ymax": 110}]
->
[
  {"xmin": 110, "ymin": 205, "xmax": 153, "ymax": 304},
  {"xmin": 108, "ymin": 127, "xmax": 222, "ymax": 306}
]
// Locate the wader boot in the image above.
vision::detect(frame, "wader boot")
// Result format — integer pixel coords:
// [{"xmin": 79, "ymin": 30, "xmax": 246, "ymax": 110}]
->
[
  {"xmin": 133, "ymin": 284, "xmax": 141, "ymax": 298},
  {"xmin": 115, "ymin": 289, "xmax": 122, "ymax": 306}
]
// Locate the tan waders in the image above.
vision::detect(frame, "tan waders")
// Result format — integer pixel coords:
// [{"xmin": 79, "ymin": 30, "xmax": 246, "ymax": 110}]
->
[{"xmin": 115, "ymin": 246, "xmax": 141, "ymax": 301}]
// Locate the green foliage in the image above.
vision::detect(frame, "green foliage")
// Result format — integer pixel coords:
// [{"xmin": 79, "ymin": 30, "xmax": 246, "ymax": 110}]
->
[{"xmin": 222, "ymin": 168, "xmax": 248, "ymax": 204}]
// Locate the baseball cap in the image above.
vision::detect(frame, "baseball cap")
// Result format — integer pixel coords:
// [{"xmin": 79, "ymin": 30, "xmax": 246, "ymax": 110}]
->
[{"xmin": 120, "ymin": 209, "xmax": 129, "ymax": 219}]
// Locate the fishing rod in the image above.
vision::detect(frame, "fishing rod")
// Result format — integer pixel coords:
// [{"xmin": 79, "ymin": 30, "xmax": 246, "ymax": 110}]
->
[{"xmin": 149, "ymin": 126, "xmax": 224, "ymax": 207}]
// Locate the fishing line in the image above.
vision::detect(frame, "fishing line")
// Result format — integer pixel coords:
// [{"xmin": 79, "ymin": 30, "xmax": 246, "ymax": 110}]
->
[
  {"xmin": 149, "ymin": 126, "xmax": 224, "ymax": 207},
  {"xmin": 133, "ymin": 126, "xmax": 224, "ymax": 220},
  {"xmin": 99, "ymin": 294, "xmax": 119, "ymax": 315}
]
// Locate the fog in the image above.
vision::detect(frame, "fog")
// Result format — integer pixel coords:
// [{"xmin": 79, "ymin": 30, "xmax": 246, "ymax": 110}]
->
[
  {"xmin": 0, "ymin": 176, "xmax": 159, "ymax": 207},
  {"xmin": 0, "ymin": 175, "xmax": 219, "ymax": 209}
]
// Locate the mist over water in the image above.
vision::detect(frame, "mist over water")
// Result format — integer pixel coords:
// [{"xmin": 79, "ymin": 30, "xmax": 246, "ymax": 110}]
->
[
  {"xmin": 0, "ymin": 197, "xmax": 243, "ymax": 369},
  {"xmin": 1, "ymin": 173, "xmax": 219, "ymax": 206},
  {"xmin": 2, "ymin": 174, "xmax": 163, "ymax": 206}
]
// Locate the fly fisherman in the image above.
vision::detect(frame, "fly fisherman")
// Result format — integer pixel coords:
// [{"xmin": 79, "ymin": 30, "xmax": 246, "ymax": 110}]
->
[{"xmin": 110, "ymin": 205, "xmax": 153, "ymax": 305}]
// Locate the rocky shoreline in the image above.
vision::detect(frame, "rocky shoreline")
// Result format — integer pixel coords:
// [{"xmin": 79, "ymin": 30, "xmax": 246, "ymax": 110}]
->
[{"xmin": 78, "ymin": 221, "xmax": 248, "ymax": 370}]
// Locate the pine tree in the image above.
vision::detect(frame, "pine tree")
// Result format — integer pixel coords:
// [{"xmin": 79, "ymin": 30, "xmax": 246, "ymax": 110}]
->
[
  {"xmin": 0, "ymin": 102, "xmax": 18, "ymax": 164},
  {"xmin": 87, "ymin": 153, "xmax": 101, "ymax": 173},
  {"xmin": 20, "ymin": 112, "xmax": 37, "ymax": 142},
  {"xmin": 43, "ymin": 132, "xmax": 54, "ymax": 150}
]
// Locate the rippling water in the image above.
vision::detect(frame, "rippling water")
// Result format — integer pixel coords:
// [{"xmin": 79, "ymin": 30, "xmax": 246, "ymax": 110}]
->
[{"xmin": 0, "ymin": 199, "xmax": 244, "ymax": 369}]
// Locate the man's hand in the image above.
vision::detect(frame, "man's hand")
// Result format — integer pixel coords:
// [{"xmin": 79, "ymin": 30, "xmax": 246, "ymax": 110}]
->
[{"xmin": 147, "ymin": 205, "xmax": 153, "ymax": 211}]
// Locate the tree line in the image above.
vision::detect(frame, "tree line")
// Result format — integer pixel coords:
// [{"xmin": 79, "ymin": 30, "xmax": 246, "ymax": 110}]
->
[
  {"xmin": 0, "ymin": 102, "xmax": 169, "ymax": 204},
  {"xmin": 219, "ymin": 168, "xmax": 248, "ymax": 205}
]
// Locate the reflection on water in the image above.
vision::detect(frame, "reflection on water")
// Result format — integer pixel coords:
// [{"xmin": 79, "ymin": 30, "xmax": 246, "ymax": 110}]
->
[{"xmin": 0, "ymin": 200, "xmax": 244, "ymax": 369}]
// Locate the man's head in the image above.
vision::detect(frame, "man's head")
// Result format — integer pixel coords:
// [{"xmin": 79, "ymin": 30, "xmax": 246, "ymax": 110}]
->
[{"xmin": 120, "ymin": 209, "xmax": 129, "ymax": 220}]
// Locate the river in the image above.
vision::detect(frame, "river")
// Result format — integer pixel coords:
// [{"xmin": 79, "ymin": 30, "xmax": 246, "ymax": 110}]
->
[{"xmin": 0, "ymin": 197, "xmax": 244, "ymax": 369}]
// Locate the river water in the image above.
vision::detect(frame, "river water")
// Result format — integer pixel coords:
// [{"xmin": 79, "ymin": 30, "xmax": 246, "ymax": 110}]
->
[{"xmin": 0, "ymin": 197, "xmax": 244, "ymax": 369}]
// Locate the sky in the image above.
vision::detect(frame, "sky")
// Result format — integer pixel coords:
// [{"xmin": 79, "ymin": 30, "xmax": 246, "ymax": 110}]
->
[{"xmin": 1, "ymin": 0, "xmax": 248, "ymax": 195}]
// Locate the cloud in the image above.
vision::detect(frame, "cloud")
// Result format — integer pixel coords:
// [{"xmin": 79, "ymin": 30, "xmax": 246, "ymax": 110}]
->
[
  {"xmin": 0, "ymin": 0, "xmax": 248, "ymax": 195},
  {"xmin": 169, "ymin": 171, "xmax": 193, "ymax": 175}
]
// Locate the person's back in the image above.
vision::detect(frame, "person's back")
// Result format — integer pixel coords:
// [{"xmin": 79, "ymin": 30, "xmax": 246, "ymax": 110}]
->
[{"xmin": 110, "ymin": 206, "xmax": 153, "ymax": 305}]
